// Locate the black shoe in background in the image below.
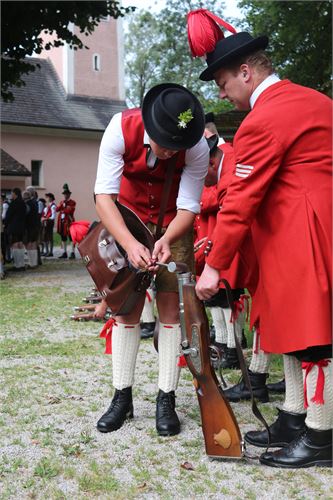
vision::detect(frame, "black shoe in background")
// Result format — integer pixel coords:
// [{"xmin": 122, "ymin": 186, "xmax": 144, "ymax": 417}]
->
[
  {"xmin": 58, "ymin": 252, "xmax": 68, "ymax": 259},
  {"xmin": 267, "ymin": 378, "xmax": 286, "ymax": 393},
  {"xmin": 140, "ymin": 321, "xmax": 155, "ymax": 339}
]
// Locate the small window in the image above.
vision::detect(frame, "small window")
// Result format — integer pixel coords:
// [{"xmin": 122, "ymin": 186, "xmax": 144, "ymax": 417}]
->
[
  {"xmin": 93, "ymin": 54, "xmax": 101, "ymax": 71},
  {"xmin": 31, "ymin": 160, "xmax": 42, "ymax": 186}
]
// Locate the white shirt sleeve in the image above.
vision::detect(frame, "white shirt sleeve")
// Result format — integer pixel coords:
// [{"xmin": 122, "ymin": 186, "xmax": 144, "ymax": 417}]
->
[
  {"xmin": 50, "ymin": 204, "xmax": 57, "ymax": 221},
  {"xmin": 94, "ymin": 113, "xmax": 125, "ymax": 195},
  {"xmin": 177, "ymin": 135, "xmax": 209, "ymax": 214}
]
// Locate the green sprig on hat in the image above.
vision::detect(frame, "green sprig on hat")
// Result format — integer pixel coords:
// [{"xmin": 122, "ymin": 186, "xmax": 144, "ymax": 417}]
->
[{"xmin": 177, "ymin": 109, "xmax": 194, "ymax": 129}]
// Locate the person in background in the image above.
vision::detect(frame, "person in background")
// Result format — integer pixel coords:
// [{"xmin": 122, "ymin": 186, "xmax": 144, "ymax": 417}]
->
[
  {"xmin": 41, "ymin": 193, "xmax": 56, "ymax": 257},
  {"xmin": 23, "ymin": 188, "xmax": 41, "ymax": 268},
  {"xmin": 56, "ymin": 183, "xmax": 76, "ymax": 259},
  {"xmin": 4, "ymin": 188, "xmax": 26, "ymax": 271},
  {"xmin": 1, "ymin": 193, "xmax": 10, "ymax": 265}
]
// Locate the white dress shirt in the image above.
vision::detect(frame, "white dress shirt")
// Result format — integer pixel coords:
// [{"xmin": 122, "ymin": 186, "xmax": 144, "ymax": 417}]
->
[
  {"xmin": 250, "ymin": 74, "xmax": 281, "ymax": 109},
  {"xmin": 94, "ymin": 112, "xmax": 209, "ymax": 214}
]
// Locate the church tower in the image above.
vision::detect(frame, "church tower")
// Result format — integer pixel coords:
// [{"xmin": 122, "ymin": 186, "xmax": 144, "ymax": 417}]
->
[{"xmin": 37, "ymin": 16, "xmax": 125, "ymax": 100}]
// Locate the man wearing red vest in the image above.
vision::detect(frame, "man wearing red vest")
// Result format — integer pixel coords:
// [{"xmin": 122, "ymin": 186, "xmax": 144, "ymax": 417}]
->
[
  {"xmin": 56, "ymin": 184, "xmax": 76, "ymax": 259},
  {"xmin": 192, "ymin": 26, "xmax": 332, "ymax": 467},
  {"xmin": 94, "ymin": 84, "xmax": 208, "ymax": 436}
]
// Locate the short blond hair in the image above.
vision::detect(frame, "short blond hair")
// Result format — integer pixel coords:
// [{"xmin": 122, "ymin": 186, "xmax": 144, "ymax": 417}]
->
[
  {"xmin": 229, "ymin": 50, "xmax": 274, "ymax": 75},
  {"xmin": 205, "ymin": 122, "xmax": 219, "ymax": 136}
]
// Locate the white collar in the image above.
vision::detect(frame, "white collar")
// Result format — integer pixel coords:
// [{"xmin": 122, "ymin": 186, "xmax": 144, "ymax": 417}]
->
[
  {"xmin": 250, "ymin": 74, "xmax": 281, "ymax": 109},
  {"xmin": 143, "ymin": 130, "xmax": 150, "ymax": 146}
]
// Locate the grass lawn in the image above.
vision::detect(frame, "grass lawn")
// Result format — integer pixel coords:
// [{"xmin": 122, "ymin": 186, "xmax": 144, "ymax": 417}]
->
[{"xmin": 0, "ymin": 259, "xmax": 331, "ymax": 499}]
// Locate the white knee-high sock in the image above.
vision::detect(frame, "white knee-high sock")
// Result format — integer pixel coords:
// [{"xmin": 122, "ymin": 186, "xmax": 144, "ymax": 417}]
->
[
  {"xmin": 141, "ymin": 288, "xmax": 155, "ymax": 323},
  {"xmin": 224, "ymin": 308, "xmax": 242, "ymax": 348},
  {"xmin": 112, "ymin": 323, "xmax": 140, "ymax": 390},
  {"xmin": 158, "ymin": 323, "xmax": 181, "ymax": 393},
  {"xmin": 282, "ymin": 355, "xmax": 305, "ymax": 414},
  {"xmin": 27, "ymin": 249, "xmax": 38, "ymax": 267},
  {"xmin": 210, "ymin": 307, "xmax": 227, "ymax": 344},
  {"xmin": 12, "ymin": 248, "xmax": 25, "ymax": 268},
  {"xmin": 249, "ymin": 328, "xmax": 271, "ymax": 373},
  {"xmin": 305, "ymin": 359, "xmax": 333, "ymax": 430}
]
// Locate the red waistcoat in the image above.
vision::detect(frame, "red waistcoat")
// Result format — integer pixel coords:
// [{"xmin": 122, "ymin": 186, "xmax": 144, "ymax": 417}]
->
[
  {"xmin": 118, "ymin": 109, "xmax": 186, "ymax": 226},
  {"xmin": 196, "ymin": 143, "xmax": 258, "ymax": 292}
]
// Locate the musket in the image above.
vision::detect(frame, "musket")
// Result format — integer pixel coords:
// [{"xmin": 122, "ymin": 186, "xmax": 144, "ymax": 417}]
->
[
  {"xmin": 157, "ymin": 261, "xmax": 243, "ymax": 459},
  {"xmin": 82, "ymin": 295, "xmax": 103, "ymax": 304},
  {"xmin": 70, "ymin": 312, "xmax": 111, "ymax": 321},
  {"xmin": 74, "ymin": 304, "xmax": 98, "ymax": 312}
]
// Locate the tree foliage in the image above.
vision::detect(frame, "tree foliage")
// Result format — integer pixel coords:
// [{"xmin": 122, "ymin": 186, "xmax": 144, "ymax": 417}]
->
[
  {"xmin": 125, "ymin": 0, "xmax": 234, "ymax": 113},
  {"xmin": 1, "ymin": 1, "xmax": 135, "ymax": 101},
  {"xmin": 238, "ymin": 0, "xmax": 332, "ymax": 96}
]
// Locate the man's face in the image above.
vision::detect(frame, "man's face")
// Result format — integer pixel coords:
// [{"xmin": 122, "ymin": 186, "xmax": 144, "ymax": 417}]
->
[
  {"xmin": 149, "ymin": 139, "xmax": 178, "ymax": 160},
  {"xmin": 63, "ymin": 193, "xmax": 70, "ymax": 201},
  {"xmin": 214, "ymin": 67, "xmax": 251, "ymax": 111}
]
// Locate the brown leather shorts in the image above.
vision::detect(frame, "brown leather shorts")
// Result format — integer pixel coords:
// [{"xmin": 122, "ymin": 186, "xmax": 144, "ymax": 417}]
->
[{"xmin": 147, "ymin": 223, "xmax": 194, "ymax": 293}]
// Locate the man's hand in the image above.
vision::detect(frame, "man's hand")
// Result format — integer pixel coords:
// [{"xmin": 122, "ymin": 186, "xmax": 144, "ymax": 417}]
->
[
  {"xmin": 149, "ymin": 237, "xmax": 171, "ymax": 271},
  {"xmin": 195, "ymin": 263, "xmax": 220, "ymax": 300},
  {"xmin": 125, "ymin": 240, "xmax": 153, "ymax": 270}
]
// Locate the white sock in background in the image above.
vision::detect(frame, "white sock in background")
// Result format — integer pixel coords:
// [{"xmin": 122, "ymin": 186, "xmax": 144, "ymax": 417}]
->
[
  {"xmin": 249, "ymin": 329, "xmax": 271, "ymax": 373},
  {"xmin": 210, "ymin": 307, "xmax": 227, "ymax": 344},
  {"xmin": 141, "ymin": 288, "xmax": 155, "ymax": 323}
]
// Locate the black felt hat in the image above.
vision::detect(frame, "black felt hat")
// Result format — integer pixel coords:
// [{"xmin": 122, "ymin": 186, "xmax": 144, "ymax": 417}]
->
[
  {"xmin": 62, "ymin": 183, "xmax": 71, "ymax": 195},
  {"xmin": 142, "ymin": 83, "xmax": 205, "ymax": 150},
  {"xmin": 200, "ymin": 32, "xmax": 269, "ymax": 81}
]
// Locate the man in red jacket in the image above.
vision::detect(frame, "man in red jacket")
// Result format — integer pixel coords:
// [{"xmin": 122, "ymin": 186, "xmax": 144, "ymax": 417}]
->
[
  {"xmin": 193, "ymin": 30, "xmax": 332, "ymax": 467},
  {"xmin": 56, "ymin": 184, "xmax": 76, "ymax": 259},
  {"xmin": 94, "ymin": 83, "xmax": 208, "ymax": 437}
]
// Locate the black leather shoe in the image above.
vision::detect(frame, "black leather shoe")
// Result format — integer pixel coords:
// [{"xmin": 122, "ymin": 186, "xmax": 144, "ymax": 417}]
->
[
  {"xmin": 69, "ymin": 252, "xmax": 76, "ymax": 259},
  {"xmin": 156, "ymin": 390, "xmax": 180, "ymax": 436},
  {"xmin": 140, "ymin": 321, "xmax": 155, "ymax": 339},
  {"xmin": 58, "ymin": 252, "xmax": 68, "ymax": 259},
  {"xmin": 245, "ymin": 408, "xmax": 306, "ymax": 447},
  {"xmin": 267, "ymin": 378, "xmax": 286, "ymax": 393},
  {"xmin": 97, "ymin": 387, "xmax": 133, "ymax": 433},
  {"xmin": 259, "ymin": 427, "xmax": 332, "ymax": 468},
  {"xmin": 224, "ymin": 370, "xmax": 269, "ymax": 403},
  {"xmin": 221, "ymin": 347, "xmax": 240, "ymax": 369}
]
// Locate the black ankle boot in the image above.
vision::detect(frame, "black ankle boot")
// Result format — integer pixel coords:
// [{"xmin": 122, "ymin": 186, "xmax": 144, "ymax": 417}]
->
[
  {"xmin": 156, "ymin": 390, "xmax": 180, "ymax": 436},
  {"xmin": 224, "ymin": 370, "xmax": 269, "ymax": 402},
  {"xmin": 267, "ymin": 378, "xmax": 286, "ymax": 393},
  {"xmin": 97, "ymin": 387, "xmax": 133, "ymax": 433},
  {"xmin": 221, "ymin": 347, "xmax": 240, "ymax": 369},
  {"xmin": 259, "ymin": 426, "xmax": 332, "ymax": 468},
  {"xmin": 245, "ymin": 408, "xmax": 306, "ymax": 447}
]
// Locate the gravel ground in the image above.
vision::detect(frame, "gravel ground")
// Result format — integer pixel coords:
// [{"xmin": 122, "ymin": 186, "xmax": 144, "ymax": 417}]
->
[{"xmin": 0, "ymin": 253, "xmax": 332, "ymax": 499}]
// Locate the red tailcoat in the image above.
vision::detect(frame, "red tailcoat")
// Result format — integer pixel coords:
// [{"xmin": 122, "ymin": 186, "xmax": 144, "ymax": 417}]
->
[
  {"xmin": 207, "ymin": 80, "xmax": 332, "ymax": 354},
  {"xmin": 118, "ymin": 109, "xmax": 186, "ymax": 226},
  {"xmin": 196, "ymin": 144, "xmax": 258, "ymax": 292},
  {"xmin": 56, "ymin": 199, "xmax": 76, "ymax": 237}
]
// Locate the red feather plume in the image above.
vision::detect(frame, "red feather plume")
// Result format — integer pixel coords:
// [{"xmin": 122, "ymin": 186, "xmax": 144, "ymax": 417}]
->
[
  {"xmin": 187, "ymin": 9, "xmax": 237, "ymax": 58},
  {"xmin": 69, "ymin": 220, "xmax": 91, "ymax": 244}
]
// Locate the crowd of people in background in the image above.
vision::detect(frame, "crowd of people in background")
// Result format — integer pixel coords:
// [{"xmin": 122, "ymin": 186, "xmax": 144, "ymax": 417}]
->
[{"xmin": 0, "ymin": 183, "xmax": 77, "ymax": 278}]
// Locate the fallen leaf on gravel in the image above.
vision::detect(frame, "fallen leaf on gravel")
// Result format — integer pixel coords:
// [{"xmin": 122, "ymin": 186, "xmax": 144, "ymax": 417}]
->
[
  {"xmin": 31, "ymin": 439, "xmax": 40, "ymax": 445},
  {"xmin": 180, "ymin": 462, "xmax": 195, "ymax": 471},
  {"xmin": 137, "ymin": 482, "xmax": 147, "ymax": 490}
]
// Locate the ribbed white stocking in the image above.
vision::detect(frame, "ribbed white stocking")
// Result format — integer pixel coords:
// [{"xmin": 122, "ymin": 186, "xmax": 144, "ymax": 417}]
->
[
  {"xmin": 210, "ymin": 307, "xmax": 227, "ymax": 344},
  {"xmin": 305, "ymin": 359, "xmax": 333, "ymax": 430},
  {"xmin": 249, "ymin": 328, "xmax": 271, "ymax": 373},
  {"xmin": 112, "ymin": 323, "xmax": 140, "ymax": 390},
  {"xmin": 282, "ymin": 354, "xmax": 305, "ymax": 414},
  {"xmin": 158, "ymin": 323, "xmax": 181, "ymax": 393}
]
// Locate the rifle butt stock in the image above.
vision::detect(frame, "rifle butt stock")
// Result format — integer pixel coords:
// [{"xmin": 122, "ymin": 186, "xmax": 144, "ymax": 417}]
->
[{"xmin": 182, "ymin": 282, "xmax": 243, "ymax": 459}]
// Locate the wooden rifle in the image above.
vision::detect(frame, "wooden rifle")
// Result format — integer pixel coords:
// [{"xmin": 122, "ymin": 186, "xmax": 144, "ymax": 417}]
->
[
  {"xmin": 158, "ymin": 261, "xmax": 243, "ymax": 459},
  {"xmin": 70, "ymin": 312, "xmax": 111, "ymax": 321}
]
